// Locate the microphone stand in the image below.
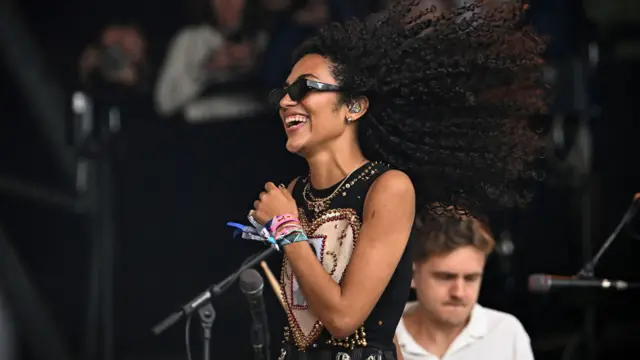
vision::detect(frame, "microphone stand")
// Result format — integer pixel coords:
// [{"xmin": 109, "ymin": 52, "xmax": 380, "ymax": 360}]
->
[
  {"xmin": 576, "ymin": 195, "xmax": 638, "ymax": 278},
  {"xmin": 72, "ymin": 92, "xmax": 119, "ymax": 360},
  {"xmin": 197, "ymin": 303, "xmax": 216, "ymax": 360},
  {"xmin": 152, "ymin": 247, "xmax": 276, "ymax": 356}
]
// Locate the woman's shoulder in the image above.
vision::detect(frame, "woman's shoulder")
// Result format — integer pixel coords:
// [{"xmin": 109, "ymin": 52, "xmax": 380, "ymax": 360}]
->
[
  {"xmin": 362, "ymin": 168, "xmax": 415, "ymax": 213},
  {"xmin": 371, "ymin": 168, "xmax": 414, "ymax": 192}
]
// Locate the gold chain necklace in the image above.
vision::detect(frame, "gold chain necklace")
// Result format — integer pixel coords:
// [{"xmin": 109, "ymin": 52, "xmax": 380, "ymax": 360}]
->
[{"xmin": 303, "ymin": 160, "xmax": 369, "ymax": 214}]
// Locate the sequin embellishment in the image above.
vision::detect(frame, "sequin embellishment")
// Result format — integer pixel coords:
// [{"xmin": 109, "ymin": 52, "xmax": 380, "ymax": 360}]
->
[{"xmin": 280, "ymin": 208, "xmax": 361, "ymax": 350}]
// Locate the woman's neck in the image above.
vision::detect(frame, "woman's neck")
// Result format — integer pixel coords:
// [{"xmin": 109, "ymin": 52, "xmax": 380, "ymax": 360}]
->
[{"xmin": 305, "ymin": 145, "xmax": 367, "ymax": 190}]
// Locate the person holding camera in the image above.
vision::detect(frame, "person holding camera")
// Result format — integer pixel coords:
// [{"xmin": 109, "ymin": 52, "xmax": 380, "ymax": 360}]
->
[
  {"xmin": 154, "ymin": 0, "xmax": 269, "ymax": 123},
  {"xmin": 78, "ymin": 23, "xmax": 150, "ymax": 101}
]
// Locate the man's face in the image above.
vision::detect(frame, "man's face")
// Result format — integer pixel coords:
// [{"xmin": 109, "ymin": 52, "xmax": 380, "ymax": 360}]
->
[{"xmin": 412, "ymin": 246, "xmax": 485, "ymax": 327}]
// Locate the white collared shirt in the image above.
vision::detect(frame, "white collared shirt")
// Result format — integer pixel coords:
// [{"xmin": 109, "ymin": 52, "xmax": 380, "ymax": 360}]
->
[{"xmin": 396, "ymin": 302, "xmax": 534, "ymax": 360}]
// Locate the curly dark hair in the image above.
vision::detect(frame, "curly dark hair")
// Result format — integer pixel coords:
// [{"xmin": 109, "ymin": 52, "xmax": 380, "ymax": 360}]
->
[{"xmin": 293, "ymin": 0, "xmax": 549, "ymax": 219}]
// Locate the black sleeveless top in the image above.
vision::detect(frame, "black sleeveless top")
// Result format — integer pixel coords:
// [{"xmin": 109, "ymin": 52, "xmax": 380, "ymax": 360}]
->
[{"xmin": 279, "ymin": 161, "xmax": 413, "ymax": 352}]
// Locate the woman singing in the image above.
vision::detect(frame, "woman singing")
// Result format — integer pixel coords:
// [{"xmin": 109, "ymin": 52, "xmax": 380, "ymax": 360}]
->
[{"xmin": 247, "ymin": 1, "xmax": 547, "ymax": 359}]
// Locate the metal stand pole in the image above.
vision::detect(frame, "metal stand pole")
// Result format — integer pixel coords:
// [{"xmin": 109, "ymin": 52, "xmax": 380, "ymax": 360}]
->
[
  {"xmin": 548, "ymin": 50, "xmax": 598, "ymax": 360},
  {"xmin": 73, "ymin": 93, "xmax": 119, "ymax": 360}
]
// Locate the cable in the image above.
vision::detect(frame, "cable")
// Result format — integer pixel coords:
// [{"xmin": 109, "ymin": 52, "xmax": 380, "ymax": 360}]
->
[
  {"xmin": 185, "ymin": 314, "xmax": 193, "ymax": 360},
  {"xmin": 182, "ymin": 249, "xmax": 269, "ymax": 360}
]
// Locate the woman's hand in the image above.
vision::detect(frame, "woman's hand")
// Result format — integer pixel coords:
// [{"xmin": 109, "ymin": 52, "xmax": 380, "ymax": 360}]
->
[{"xmin": 252, "ymin": 182, "xmax": 298, "ymax": 225}]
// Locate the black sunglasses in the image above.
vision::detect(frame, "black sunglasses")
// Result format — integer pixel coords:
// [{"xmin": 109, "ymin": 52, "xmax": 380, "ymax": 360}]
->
[{"xmin": 268, "ymin": 78, "xmax": 342, "ymax": 105}]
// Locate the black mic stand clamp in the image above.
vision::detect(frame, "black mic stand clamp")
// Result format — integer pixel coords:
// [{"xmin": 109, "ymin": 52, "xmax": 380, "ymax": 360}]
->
[
  {"xmin": 152, "ymin": 247, "xmax": 277, "ymax": 358},
  {"xmin": 198, "ymin": 303, "xmax": 216, "ymax": 360},
  {"xmin": 576, "ymin": 261, "xmax": 595, "ymax": 279}
]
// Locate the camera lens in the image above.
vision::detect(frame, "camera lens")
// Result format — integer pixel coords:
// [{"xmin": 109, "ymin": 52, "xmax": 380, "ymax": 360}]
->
[{"xmin": 99, "ymin": 46, "xmax": 129, "ymax": 76}]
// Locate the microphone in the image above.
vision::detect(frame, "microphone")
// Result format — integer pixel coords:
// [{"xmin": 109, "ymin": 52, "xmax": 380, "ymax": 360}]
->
[
  {"xmin": 528, "ymin": 274, "xmax": 639, "ymax": 293},
  {"xmin": 239, "ymin": 269, "xmax": 270, "ymax": 360},
  {"xmin": 152, "ymin": 247, "xmax": 276, "ymax": 336}
]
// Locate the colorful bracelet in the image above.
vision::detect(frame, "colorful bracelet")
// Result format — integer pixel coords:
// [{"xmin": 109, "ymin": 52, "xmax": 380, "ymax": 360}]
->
[
  {"xmin": 226, "ymin": 213, "xmax": 309, "ymax": 252},
  {"xmin": 274, "ymin": 225, "xmax": 302, "ymax": 240},
  {"xmin": 269, "ymin": 213, "xmax": 299, "ymax": 235},
  {"xmin": 275, "ymin": 230, "xmax": 309, "ymax": 248},
  {"xmin": 274, "ymin": 222, "xmax": 304, "ymax": 238}
]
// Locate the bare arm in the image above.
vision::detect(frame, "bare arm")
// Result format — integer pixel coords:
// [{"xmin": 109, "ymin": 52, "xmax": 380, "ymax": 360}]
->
[{"xmin": 284, "ymin": 170, "xmax": 415, "ymax": 338}]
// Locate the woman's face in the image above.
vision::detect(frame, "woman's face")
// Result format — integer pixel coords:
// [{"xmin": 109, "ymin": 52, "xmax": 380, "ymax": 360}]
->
[{"xmin": 278, "ymin": 54, "xmax": 351, "ymax": 155}]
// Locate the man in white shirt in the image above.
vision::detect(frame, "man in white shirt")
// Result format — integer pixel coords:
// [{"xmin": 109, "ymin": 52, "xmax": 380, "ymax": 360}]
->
[{"xmin": 395, "ymin": 213, "xmax": 534, "ymax": 360}]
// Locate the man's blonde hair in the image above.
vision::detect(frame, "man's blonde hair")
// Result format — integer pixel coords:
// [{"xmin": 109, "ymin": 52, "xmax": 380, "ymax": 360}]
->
[{"xmin": 412, "ymin": 207, "xmax": 495, "ymax": 263}]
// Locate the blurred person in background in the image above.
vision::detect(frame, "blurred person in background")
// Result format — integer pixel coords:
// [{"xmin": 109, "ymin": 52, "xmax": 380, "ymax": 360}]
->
[
  {"xmin": 75, "ymin": 20, "xmax": 158, "ymax": 173},
  {"xmin": 259, "ymin": 0, "xmax": 381, "ymax": 90},
  {"xmin": 395, "ymin": 213, "xmax": 534, "ymax": 360},
  {"xmin": 78, "ymin": 22, "xmax": 152, "ymax": 103},
  {"xmin": 154, "ymin": 0, "xmax": 268, "ymax": 123}
]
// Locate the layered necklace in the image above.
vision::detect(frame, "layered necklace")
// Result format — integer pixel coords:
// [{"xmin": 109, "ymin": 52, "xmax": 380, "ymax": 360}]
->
[{"xmin": 302, "ymin": 160, "xmax": 371, "ymax": 215}]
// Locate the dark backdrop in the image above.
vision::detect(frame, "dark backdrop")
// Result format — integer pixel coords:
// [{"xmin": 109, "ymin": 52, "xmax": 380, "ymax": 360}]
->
[{"xmin": 1, "ymin": 0, "xmax": 639, "ymax": 360}]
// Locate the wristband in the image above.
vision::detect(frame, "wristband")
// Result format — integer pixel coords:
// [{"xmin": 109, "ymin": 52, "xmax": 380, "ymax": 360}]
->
[
  {"xmin": 269, "ymin": 214, "xmax": 299, "ymax": 235},
  {"xmin": 275, "ymin": 230, "xmax": 309, "ymax": 248},
  {"xmin": 274, "ymin": 224, "xmax": 303, "ymax": 240},
  {"xmin": 226, "ymin": 213, "xmax": 309, "ymax": 252},
  {"xmin": 274, "ymin": 222, "xmax": 304, "ymax": 238}
]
